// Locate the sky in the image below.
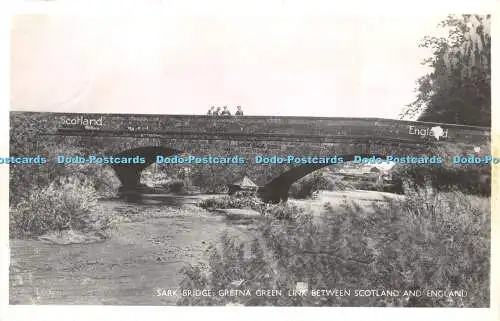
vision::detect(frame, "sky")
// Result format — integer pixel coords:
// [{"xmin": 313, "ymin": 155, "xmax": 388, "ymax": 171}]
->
[{"xmin": 10, "ymin": 13, "xmax": 448, "ymax": 118}]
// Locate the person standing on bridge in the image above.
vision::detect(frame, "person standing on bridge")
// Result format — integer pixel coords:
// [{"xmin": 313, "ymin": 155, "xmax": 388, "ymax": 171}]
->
[
  {"xmin": 221, "ymin": 106, "xmax": 231, "ymax": 116},
  {"xmin": 235, "ymin": 105, "xmax": 244, "ymax": 116}
]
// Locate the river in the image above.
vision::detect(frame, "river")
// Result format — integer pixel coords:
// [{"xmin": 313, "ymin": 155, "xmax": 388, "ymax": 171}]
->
[{"xmin": 9, "ymin": 190, "xmax": 400, "ymax": 305}]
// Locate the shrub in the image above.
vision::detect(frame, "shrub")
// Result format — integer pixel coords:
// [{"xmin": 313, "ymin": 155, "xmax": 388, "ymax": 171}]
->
[
  {"xmin": 10, "ymin": 175, "xmax": 108, "ymax": 238},
  {"xmin": 262, "ymin": 202, "xmax": 303, "ymax": 220},
  {"xmin": 162, "ymin": 179, "xmax": 198, "ymax": 194},
  {"xmin": 140, "ymin": 165, "xmax": 171, "ymax": 187},
  {"xmin": 190, "ymin": 164, "xmax": 244, "ymax": 194},
  {"xmin": 86, "ymin": 165, "xmax": 122, "ymax": 198},
  {"xmin": 179, "ymin": 183, "xmax": 490, "ymax": 307},
  {"xmin": 351, "ymin": 180, "xmax": 380, "ymax": 191},
  {"xmin": 391, "ymin": 164, "xmax": 491, "ymax": 196},
  {"xmin": 9, "ymin": 145, "xmax": 121, "ymax": 206},
  {"xmin": 289, "ymin": 170, "xmax": 354, "ymax": 199},
  {"xmin": 177, "ymin": 233, "xmax": 276, "ymax": 306},
  {"xmin": 198, "ymin": 196, "xmax": 236, "ymax": 209},
  {"xmin": 197, "ymin": 195, "xmax": 267, "ymax": 213},
  {"xmin": 289, "ymin": 172, "xmax": 333, "ymax": 199}
]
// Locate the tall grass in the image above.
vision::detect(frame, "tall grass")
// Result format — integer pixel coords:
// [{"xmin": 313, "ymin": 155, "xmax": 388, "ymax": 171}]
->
[
  {"xmin": 10, "ymin": 176, "xmax": 109, "ymax": 238},
  {"xmin": 9, "ymin": 145, "xmax": 121, "ymax": 206},
  {"xmin": 178, "ymin": 184, "xmax": 490, "ymax": 307}
]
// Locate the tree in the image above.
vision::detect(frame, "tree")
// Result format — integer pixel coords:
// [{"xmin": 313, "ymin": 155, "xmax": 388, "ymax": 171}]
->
[{"xmin": 400, "ymin": 15, "xmax": 491, "ymax": 127}]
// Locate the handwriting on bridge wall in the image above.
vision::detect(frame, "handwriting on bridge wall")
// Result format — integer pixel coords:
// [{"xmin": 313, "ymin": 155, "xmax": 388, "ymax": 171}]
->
[
  {"xmin": 127, "ymin": 126, "xmax": 150, "ymax": 131},
  {"xmin": 60, "ymin": 116, "xmax": 103, "ymax": 127},
  {"xmin": 409, "ymin": 125, "xmax": 448, "ymax": 140}
]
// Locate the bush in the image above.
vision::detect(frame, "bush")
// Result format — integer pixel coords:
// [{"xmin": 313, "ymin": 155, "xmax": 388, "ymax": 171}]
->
[
  {"xmin": 289, "ymin": 172, "xmax": 332, "ymax": 199},
  {"xmin": 9, "ymin": 145, "xmax": 121, "ymax": 205},
  {"xmin": 86, "ymin": 165, "xmax": 122, "ymax": 198},
  {"xmin": 350, "ymin": 180, "xmax": 377, "ymax": 191},
  {"xmin": 177, "ymin": 233, "xmax": 276, "ymax": 306},
  {"xmin": 198, "ymin": 196, "xmax": 237, "ymax": 209},
  {"xmin": 162, "ymin": 179, "xmax": 197, "ymax": 195},
  {"xmin": 10, "ymin": 175, "xmax": 108, "ymax": 238},
  {"xmin": 179, "ymin": 183, "xmax": 490, "ymax": 307},
  {"xmin": 197, "ymin": 195, "xmax": 267, "ymax": 213},
  {"xmin": 391, "ymin": 164, "xmax": 490, "ymax": 196},
  {"xmin": 140, "ymin": 165, "xmax": 170, "ymax": 187},
  {"xmin": 289, "ymin": 170, "xmax": 354, "ymax": 199},
  {"xmin": 190, "ymin": 165, "xmax": 243, "ymax": 194},
  {"xmin": 262, "ymin": 202, "xmax": 303, "ymax": 220}
]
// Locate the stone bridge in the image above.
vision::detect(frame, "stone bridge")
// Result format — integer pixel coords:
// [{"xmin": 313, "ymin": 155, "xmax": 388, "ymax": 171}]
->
[{"xmin": 10, "ymin": 112, "xmax": 491, "ymax": 202}]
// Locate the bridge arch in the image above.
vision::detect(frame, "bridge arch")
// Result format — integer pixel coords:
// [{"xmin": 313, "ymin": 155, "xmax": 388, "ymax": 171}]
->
[
  {"xmin": 111, "ymin": 146, "xmax": 183, "ymax": 190},
  {"xmin": 258, "ymin": 154, "xmax": 386, "ymax": 203}
]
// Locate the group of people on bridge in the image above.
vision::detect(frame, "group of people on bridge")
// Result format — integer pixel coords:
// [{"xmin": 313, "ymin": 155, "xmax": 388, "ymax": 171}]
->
[{"xmin": 207, "ymin": 105, "xmax": 244, "ymax": 116}]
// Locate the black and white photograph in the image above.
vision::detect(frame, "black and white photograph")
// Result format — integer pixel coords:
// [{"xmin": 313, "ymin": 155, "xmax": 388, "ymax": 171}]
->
[{"xmin": 6, "ymin": 9, "xmax": 492, "ymax": 310}]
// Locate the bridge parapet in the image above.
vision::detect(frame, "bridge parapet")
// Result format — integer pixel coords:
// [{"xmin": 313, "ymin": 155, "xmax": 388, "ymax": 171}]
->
[{"xmin": 11, "ymin": 112, "xmax": 491, "ymax": 146}]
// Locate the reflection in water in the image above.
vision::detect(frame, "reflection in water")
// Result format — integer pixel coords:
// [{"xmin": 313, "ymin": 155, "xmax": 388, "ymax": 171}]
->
[
  {"xmin": 139, "ymin": 194, "xmax": 184, "ymax": 207},
  {"xmin": 119, "ymin": 192, "xmax": 184, "ymax": 207}
]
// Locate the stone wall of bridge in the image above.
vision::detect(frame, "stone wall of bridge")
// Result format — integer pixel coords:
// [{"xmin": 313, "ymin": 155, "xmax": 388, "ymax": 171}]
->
[
  {"xmin": 10, "ymin": 111, "xmax": 492, "ymax": 202},
  {"xmin": 20, "ymin": 130, "xmax": 489, "ymax": 186},
  {"xmin": 11, "ymin": 111, "xmax": 490, "ymax": 145},
  {"xmin": 38, "ymin": 134, "xmax": 437, "ymax": 158}
]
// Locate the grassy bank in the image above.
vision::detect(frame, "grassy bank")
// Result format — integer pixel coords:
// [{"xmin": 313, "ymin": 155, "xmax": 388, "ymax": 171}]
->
[
  {"xmin": 9, "ymin": 176, "xmax": 111, "ymax": 238},
  {"xmin": 179, "ymin": 185, "xmax": 490, "ymax": 307}
]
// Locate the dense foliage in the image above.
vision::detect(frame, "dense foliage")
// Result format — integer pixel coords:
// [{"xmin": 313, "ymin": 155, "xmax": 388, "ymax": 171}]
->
[
  {"xmin": 10, "ymin": 176, "xmax": 109, "ymax": 238},
  {"xmin": 391, "ymin": 163, "xmax": 490, "ymax": 196},
  {"xmin": 197, "ymin": 195, "xmax": 267, "ymax": 213},
  {"xmin": 400, "ymin": 14, "xmax": 491, "ymax": 126},
  {"xmin": 10, "ymin": 145, "xmax": 121, "ymax": 206},
  {"xmin": 289, "ymin": 169, "xmax": 354, "ymax": 199},
  {"xmin": 178, "ymin": 184, "xmax": 490, "ymax": 307},
  {"xmin": 9, "ymin": 139, "xmax": 119, "ymax": 237}
]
